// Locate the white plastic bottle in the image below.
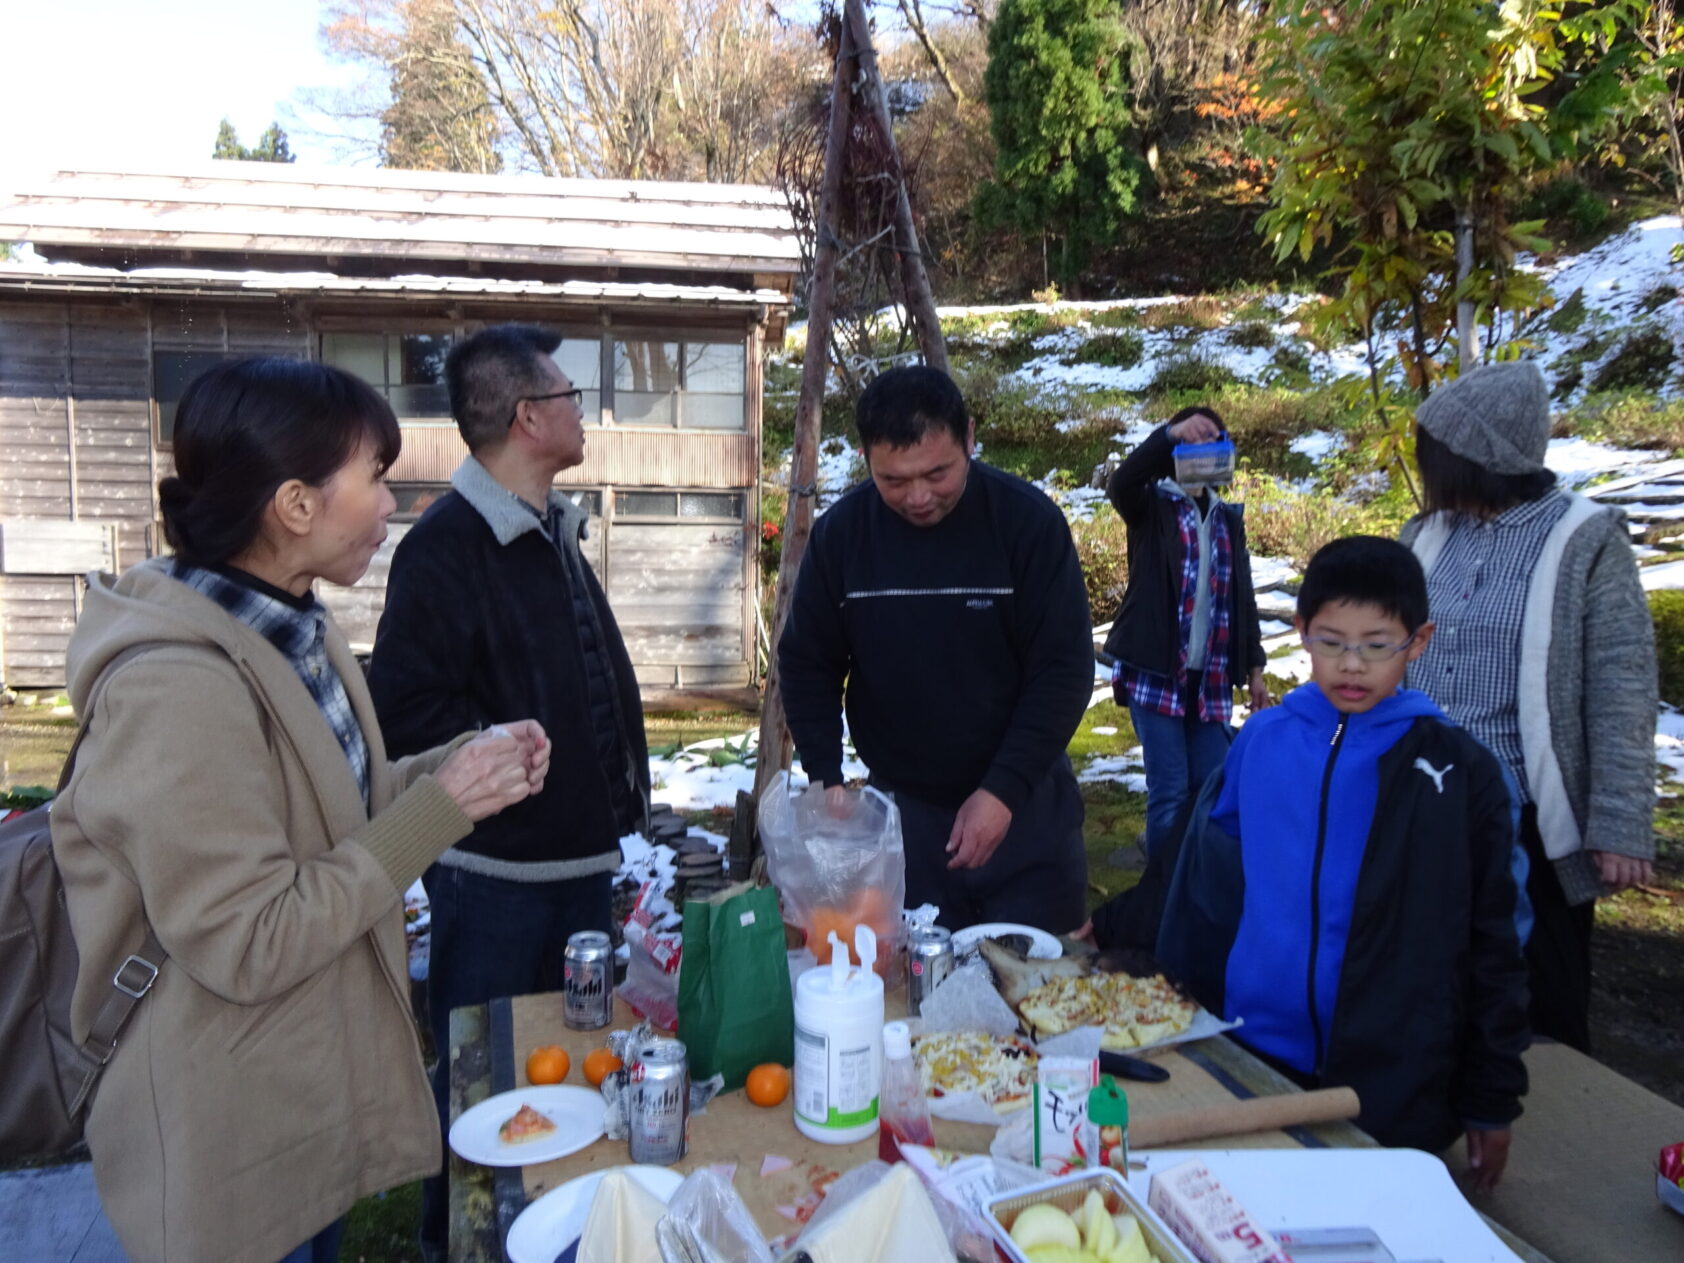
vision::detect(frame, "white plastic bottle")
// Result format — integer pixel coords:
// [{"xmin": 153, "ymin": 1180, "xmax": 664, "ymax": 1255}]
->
[
  {"xmin": 878, "ymin": 1019, "xmax": 936, "ymax": 1163},
  {"xmin": 792, "ymin": 925, "xmax": 884, "ymax": 1145}
]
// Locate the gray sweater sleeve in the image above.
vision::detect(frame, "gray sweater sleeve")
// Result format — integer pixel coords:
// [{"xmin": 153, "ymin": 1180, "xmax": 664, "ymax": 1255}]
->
[{"xmin": 1573, "ymin": 515, "xmax": 1658, "ymax": 861}]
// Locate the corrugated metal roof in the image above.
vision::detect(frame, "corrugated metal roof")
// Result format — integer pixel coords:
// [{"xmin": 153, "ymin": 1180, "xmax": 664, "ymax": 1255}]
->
[
  {"xmin": 0, "ymin": 252, "xmax": 790, "ymax": 307},
  {"xmin": 0, "ymin": 164, "xmax": 801, "ymax": 275}
]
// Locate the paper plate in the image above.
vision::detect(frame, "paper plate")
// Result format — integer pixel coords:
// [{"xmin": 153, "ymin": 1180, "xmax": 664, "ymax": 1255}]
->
[
  {"xmin": 951, "ymin": 922, "xmax": 1063, "ymax": 959},
  {"xmin": 505, "ymin": 1165, "xmax": 685, "ymax": 1263},
  {"xmin": 448, "ymin": 1085, "xmax": 605, "ymax": 1167}
]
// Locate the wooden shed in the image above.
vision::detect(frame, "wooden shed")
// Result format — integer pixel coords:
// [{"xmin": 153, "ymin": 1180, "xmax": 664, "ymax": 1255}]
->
[{"xmin": 0, "ymin": 164, "xmax": 798, "ymax": 705}]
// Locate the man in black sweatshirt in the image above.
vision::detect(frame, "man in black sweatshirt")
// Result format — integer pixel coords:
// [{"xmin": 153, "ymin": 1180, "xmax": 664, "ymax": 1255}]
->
[{"xmin": 777, "ymin": 365, "xmax": 1095, "ymax": 933}]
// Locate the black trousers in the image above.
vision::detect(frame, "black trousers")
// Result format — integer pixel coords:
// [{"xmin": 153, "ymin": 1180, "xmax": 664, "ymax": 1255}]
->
[
  {"xmin": 883, "ymin": 757, "xmax": 1088, "ymax": 935},
  {"xmin": 1518, "ymin": 805, "xmax": 1596, "ymax": 1052}
]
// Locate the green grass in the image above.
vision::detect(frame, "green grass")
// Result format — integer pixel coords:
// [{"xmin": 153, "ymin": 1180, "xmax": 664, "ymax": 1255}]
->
[
  {"xmin": 1067, "ymin": 707, "xmax": 1149, "ymax": 910},
  {"xmin": 342, "ymin": 1182, "xmax": 422, "ymax": 1263}
]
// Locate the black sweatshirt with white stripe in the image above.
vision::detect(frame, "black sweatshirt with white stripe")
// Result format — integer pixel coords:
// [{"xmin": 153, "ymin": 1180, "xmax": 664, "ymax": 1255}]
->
[{"xmin": 778, "ymin": 459, "xmax": 1095, "ymax": 813}]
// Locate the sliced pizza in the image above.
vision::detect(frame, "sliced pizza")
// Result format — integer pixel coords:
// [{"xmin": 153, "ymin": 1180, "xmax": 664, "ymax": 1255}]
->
[
  {"xmin": 497, "ymin": 1102, "xmax": 558, "ymax": 1145},
  {"xmin": 912, "ymin": 1030, "xmax": 1038, "ymax": 1113},
  {"xmin": 1020, "ymin": 970, "xmax": 1197, "ymax": 1050}
]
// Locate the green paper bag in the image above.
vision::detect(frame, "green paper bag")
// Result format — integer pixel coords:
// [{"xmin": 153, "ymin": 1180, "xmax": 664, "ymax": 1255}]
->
[{"xmin": 677, "ymin": 881, "xmax": 794, "ymax": 1091}]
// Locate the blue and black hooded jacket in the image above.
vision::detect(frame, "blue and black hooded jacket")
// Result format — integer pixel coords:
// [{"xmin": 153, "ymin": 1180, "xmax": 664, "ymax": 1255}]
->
[{"xmin": 1157, "ymin": 683, "xmax": 1530, "ymax": 1151}]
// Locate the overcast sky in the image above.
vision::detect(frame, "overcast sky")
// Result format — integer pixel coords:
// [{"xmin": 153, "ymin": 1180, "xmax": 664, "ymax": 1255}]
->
[{"xmin": 2, "ymin": 0, "xmax": 372, "ymax": 172}]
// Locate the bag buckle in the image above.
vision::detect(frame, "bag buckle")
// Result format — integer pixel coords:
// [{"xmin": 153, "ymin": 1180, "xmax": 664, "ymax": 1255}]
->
[{"xmin": 113, "ymin": 954, "xmax": 159, "ymax": 1000}]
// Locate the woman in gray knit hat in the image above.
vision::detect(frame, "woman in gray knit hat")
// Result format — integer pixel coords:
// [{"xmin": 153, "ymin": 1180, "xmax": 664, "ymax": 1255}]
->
[{"xmin": 1400, "ymin": 361, "xmax": 1657, "ymax": 1052}]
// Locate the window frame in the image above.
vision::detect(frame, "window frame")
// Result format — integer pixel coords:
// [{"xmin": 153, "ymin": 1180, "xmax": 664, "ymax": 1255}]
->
[{"xmin": 151, "ymin": 349, "xmax": 242, "ymax": 450}]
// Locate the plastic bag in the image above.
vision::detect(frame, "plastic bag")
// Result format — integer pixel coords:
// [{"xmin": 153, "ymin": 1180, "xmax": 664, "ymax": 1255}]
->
[
  {"xmin": 758, "ymin": 772, "xmax": 905, "ymax": 977},
  {"xmin": 619, "ymin": 882, "xmax": 683, "ymax": 1030},
  {"xmin": 656, "ymin": 1166, "xmax": 774, "ymax": 1263}
]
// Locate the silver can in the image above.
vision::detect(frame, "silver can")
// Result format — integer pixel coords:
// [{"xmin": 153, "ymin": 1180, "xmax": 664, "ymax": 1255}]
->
[
  {"xmin": 564, "ymin": 930, "xmax": 614, "ymax": 1030},
  {"xmin": 906, "ymin": 925, "xmax": 954, "ymax": 1011},
  {"xmin": 628, "ymin": 1037, "xmax": 689, "ymax": 1165}
]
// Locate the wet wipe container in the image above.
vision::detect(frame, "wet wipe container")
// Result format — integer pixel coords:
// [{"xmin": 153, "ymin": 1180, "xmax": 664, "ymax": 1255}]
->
[{"xmin": 793, "ymin": 925, "xmax": 884, "ymax": 1144}]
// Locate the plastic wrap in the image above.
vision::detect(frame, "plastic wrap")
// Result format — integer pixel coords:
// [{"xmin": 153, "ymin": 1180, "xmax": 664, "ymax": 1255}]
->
[{"xmin": 758, "ymin": 773, "xmax": 905, "ymax": 976}]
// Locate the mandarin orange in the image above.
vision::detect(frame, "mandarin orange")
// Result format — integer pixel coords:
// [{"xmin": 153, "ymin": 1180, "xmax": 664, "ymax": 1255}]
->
[
  {"xmin": 583, "ymin": 1047, "xmax": 623, "ymax": 1086},
  {"xmin": 525, "ymin": 1045, "xmax": 570, "ymax": 1085},
  {"xmin": 744, "ymin": 1062, "xmax": 792, "ymax": 1107}
]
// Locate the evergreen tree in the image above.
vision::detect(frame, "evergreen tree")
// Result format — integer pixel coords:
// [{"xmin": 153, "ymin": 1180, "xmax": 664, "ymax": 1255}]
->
[
  {"xmin": 212, "ymin": 118, "xmax": 244, "ymax": 160},
  {"xmin": 210, "ymin": 119, "xmax": 297, "ymax": 163},
  {"xmin": 250, "ymin": 123, "xmax": 296, "ymax": 163},
  {"xmin": 978, "ymin": 0, "xmax": 1143, "ymax": 290}
]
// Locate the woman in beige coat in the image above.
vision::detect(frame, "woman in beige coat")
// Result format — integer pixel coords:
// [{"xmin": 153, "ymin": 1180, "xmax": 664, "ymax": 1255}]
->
[{"xmin": 52, "ymin": 358, "xmax": 549, "ymax": 1263}]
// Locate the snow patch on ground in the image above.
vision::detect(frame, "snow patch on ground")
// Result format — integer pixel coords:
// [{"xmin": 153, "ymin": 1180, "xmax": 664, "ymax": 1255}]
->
[{"xmin": 1547, "ymin": 436, "xmax": 1671, "ymax": 488}]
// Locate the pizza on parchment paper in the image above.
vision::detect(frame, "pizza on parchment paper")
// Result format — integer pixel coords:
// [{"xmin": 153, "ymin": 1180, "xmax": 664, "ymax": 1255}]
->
[
  {"xmin": 1016, "ymin": 971, "xmax": 1197, "ymax": 1050},
  {"xmin": 911, "ymin": 1030, "xmax": 1038, "ymax": 1113}
]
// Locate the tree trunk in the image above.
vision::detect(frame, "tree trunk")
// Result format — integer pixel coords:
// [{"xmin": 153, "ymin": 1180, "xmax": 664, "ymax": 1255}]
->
[
  {"xmin": 1455, "ymin": 204, "xmax": 1479, "ymax": 370},
  {"xmin": 753, "ymin": 12, "xmax": 858, "ymax": 799},
  {"xmin": 844, "ymin": 0, "xmax": 949, "ymax": 376}
]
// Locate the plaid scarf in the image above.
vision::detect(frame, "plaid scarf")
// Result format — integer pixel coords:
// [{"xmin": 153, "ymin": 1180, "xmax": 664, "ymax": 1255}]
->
[
  {"xmin": 171, "ymin": 562, "xmax": 371, "ymax": 804},
  {"xmin": 1118, "ymin": 490, "xmax": 1235, "ymax": 722}
]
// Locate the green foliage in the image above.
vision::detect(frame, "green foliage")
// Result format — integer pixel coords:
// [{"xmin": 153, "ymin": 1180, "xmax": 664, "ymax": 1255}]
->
[
  {"xmin": 1229, "ymin": 468, "xmax": 1401, "ymax": 567},
  {"xmin": 1546, "ymin": 288, "xmax": 1589, "ymax": 335},
  {"xmin": 1067, "ymin": 330, "xmax": 1145, "ymax": 368},
  {"xmin": 1641, "ymin": 285, "xmax": 1680, "ymax": 314},
  {"xmin": 1070, "ymin": 511, "xmax": 1129, "ymax": 623},
  {"xmin": 980, "ymin": 0, "xmax": 1144, "ymax": 287},
  {"xmin": 1227, "ymin": 321, "xmax": 1276, "ymax": 349},
  {"xmin": 1571, "ymin": 390, "xmax": 1684, "ymax": 454},
  {"xmin": 342, "ymin": 1182, "xmax": 420, "ymax": 1263},
  {"xmin": 1148, "ymin": 352, "xmax": 1238, "ymax": 396},
  {"xmin": 1267, "ymin": 343, "xmax": 1313, "ymax": 386},
  {"xmin": 1650, "ymin": 590, "xmax": 1684, "ymax": 708},
  {"xmin": 1590, "ymin": 330, "xmax": 1677, "ymax": 394},
  {"xmin": 212, "ymin": 118, "xmax": 295, "ymax": 163},
  {"xmin": 1598, "ymin": 333, "xmax": 1668, "ymax": 394},
  {"xmin": 1138, "ymin": 297, "xmax": 1227, "ymax": 331},
  {"xmin": 1253, "ymin": 0, "xmax": 1575, "ymax": 391},
  {"xmin": 0, "ymin": 785, "xmax": 53, "ymax": 811},
  {"xmin": 1086, "ymin": 306, "xmax": 1144, "ymax": 329},
  {"xmin": 1524, "ymin": 176, "xmax": 1613, "ymax": 239}
]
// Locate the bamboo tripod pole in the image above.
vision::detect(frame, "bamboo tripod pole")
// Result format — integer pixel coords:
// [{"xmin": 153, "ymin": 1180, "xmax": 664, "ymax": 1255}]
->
[
  {"xmin": 753, "ymin": 14, "xmax": 859, "ymax": 799},
  {"xmin": 844, "ymin": 0, "xmax": 949, "ymax": 376}
]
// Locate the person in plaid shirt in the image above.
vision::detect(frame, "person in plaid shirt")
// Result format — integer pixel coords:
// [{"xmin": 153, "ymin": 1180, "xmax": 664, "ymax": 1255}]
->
[{"xmin": 1101, "ymin": 406, "xmax": 1269, "ymax": 860}]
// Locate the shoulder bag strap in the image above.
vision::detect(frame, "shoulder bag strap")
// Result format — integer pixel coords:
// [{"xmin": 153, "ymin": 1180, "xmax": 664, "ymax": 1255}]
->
[{"xmin": 60, "ymin": 643, "xmax": 172, "ymax": 1113}]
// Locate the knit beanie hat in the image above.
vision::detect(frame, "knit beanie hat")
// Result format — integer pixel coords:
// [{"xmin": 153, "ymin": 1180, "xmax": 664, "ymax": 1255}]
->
[{"xmin": 1415, "ymin": 362, "xmax": 1550, "ymax": 474}]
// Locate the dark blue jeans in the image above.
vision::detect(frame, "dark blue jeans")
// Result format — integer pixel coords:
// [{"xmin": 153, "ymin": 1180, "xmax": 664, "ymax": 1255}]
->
[
  {"xmin": 275, "ymin": 1218, "xmax": 343, "ymax": 1263},
  {"xmin": 418, "ymin": 864, "xmax": 613, "ymax": 1259},
  {"xmin": 1129, "ymin": 703, "xmax": 1231, "ymax": 859}
]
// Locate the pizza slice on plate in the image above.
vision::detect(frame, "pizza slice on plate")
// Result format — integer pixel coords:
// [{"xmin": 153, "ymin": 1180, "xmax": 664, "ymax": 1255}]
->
[{"xmin": 497, "ymin": 1102, "xmax": 558, "ymax": 1145}]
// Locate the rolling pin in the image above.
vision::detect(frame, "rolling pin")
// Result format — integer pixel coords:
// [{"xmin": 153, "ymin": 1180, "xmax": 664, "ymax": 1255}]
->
[{"xmin": 1130, "ymin": 1086, "xmax": 1360, "ymax": 1149}]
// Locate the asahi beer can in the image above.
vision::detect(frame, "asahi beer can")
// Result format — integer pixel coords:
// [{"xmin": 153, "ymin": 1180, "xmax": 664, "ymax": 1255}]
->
[
  {"xmin": 563, "ymin": 930, "xmax": 614, "ymax": 1030},
  {"xmin": 906, "ymin": 925, "xmax": 954, "ymax": 1011},
  {"xmin": 628, "ymin": 1037, "xmax": 689, "ymax": 1165}
]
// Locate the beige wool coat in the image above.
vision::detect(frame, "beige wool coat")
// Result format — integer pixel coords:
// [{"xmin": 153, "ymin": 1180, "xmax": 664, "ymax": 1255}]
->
[{"xmin": 52, "ymin": 561, "xmax": 475, "ymax": 1263}]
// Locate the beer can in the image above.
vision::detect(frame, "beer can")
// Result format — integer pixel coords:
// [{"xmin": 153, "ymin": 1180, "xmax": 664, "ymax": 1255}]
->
[
  {"xmin": 563, "ymin": 930, "xmax": 614, "ymax": 1030},
  {"xmin": 628, "ymin": 1037, "xmax": 689, "ymax": 1165},
  {"xmin": 906, "ymin": 925, "xmax": 954, "ymax": 1012}
]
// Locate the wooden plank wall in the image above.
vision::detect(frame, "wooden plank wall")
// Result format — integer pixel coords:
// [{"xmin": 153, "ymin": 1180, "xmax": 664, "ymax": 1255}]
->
[
  {"xmin": 1, "ymin": 295, "xmax": 760, "ymax": 695},
  {"xmin": 0, "ymin": 299, "xmax": 309, "ymax": 686},
  {"xmin": 612, "ymin": 523, "xmax": 750, "ymax": 689}
]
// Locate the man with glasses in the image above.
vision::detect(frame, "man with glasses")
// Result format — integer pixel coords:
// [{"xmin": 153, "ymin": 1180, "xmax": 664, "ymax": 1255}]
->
[
  {"xmin": 367, "ymin": 324, "xmax": 648, "ymax": 1263},
  {"xmin": 1153, "ymin": 535, "xmax": 1528, "ymax": 1191}
]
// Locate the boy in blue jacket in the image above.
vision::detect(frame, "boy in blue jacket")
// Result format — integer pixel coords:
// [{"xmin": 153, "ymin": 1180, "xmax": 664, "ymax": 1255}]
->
[{"xmin": 1157, "ymin": 536, "xmax": 1529, "ymax": 1191}]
